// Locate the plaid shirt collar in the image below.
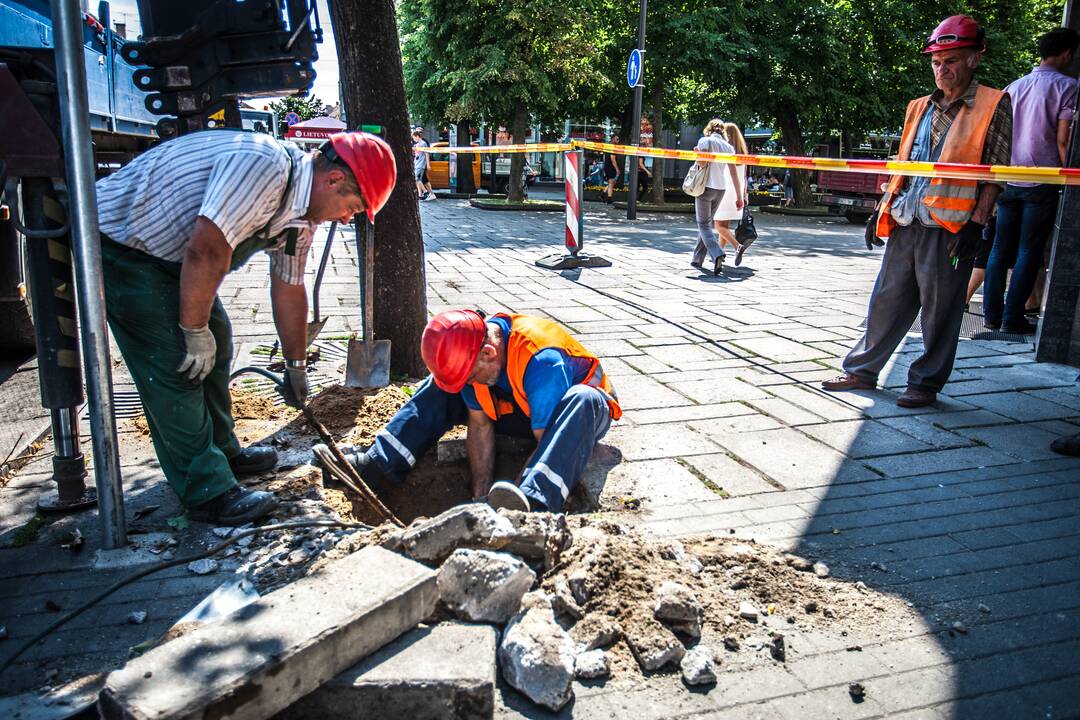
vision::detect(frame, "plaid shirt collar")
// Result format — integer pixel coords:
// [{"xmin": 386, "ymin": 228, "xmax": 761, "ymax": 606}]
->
[{"xmin": 929, "ymin": 80, "xmax": 980, "ymax": 112}]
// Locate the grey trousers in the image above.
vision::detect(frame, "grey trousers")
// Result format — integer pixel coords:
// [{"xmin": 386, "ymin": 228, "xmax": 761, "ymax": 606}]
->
[
  {"xmin": 693, "ymin": 187, "xmax": 726, "ymax": 263},
  {"xmin": 843, "ymin": 222, "xmax": 973, "ymax": 392}
]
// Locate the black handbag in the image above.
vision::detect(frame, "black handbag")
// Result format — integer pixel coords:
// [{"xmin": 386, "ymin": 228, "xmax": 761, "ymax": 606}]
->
[{"xmin": 735, "ymin": 208, "xmax": 757, "ymax": 246}]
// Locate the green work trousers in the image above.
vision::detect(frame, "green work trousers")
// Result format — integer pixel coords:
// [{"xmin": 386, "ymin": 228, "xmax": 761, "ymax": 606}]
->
[{"xmin": 101, "ymin": 238, "xmax": 240, "ymax": 507}]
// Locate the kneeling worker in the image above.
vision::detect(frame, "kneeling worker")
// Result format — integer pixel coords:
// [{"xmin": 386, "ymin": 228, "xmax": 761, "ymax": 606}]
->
[{"xmin": 314, "ymin": 309, "xmax": 621, "ymax": 512}]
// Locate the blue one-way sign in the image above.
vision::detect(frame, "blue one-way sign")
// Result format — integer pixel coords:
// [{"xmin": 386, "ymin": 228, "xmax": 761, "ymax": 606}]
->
[{"xmin": 626, "ymin": 48, "xmax": 643, "ymax": 88}]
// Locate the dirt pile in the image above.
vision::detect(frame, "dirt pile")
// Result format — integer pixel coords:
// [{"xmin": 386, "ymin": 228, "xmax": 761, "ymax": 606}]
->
[
  {"xmin": 541, "ymin": 518, "xmax": 916, "ymax": 682},
  {"xmin": 305, "ymin": 384, "xmax": 412, "ymax": 441}
]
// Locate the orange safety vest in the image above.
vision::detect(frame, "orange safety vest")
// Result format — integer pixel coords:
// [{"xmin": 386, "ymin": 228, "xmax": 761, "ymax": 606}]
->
[
  {"xmin": 471, "ymin": 314, "xmax": 623, "ymax": 423},
  {"xmin": 876, "ymin": 84, "xmax": 1004, "ymax": 239}
]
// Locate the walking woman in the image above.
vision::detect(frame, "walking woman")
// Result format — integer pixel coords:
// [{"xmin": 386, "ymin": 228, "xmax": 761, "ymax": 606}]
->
[
  {"xmin": 713, "ymin": 123, "xmax": 750, "ymax": 265},
  {"xmin": 691, "ymin": 119, "xmax": 745, "ymax": 275},
  {"xmin": 603, "ymin": 135, "xmax": 621, "ymax": 203}
]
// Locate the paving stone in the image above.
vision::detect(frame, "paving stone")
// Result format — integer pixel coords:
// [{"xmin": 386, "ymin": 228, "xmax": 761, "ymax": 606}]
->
[
  {"xmin": 626, "ymin": 402, "xmax": 753, "ymax": 425},
  {"xmin": 607, "ymin": 374, "xmax": 693, "ymax": 410},
  {"xmin": 282, "ymin": 623, "xmax": 495, "ymax": 720},
  {"xmin": 748, "ymin": 397, "xmax": 828, "ymax": 425},
  {"xmin": 961, "ymin": 391, "xmax": 1078, "ymax": 422},
  {"xmin": 863, "ymin": 446, "xmax": 1018, "ymax": 478},
  {"xmin": 99, "ymin": 547, "xmax": 437, "ymax": 720},
  {"xmin": 713, "ymin": 427, "xmax": 879, "ymax": 488},
  {"xmin": 799, "ymin": 420, "xmax": 934, "ymax": 458},
  {"xmin": 953, "ymin": 423, "xmax": 1066, "ymax": 461},
  {"xmin": 764, "ymin": 384, "xmax": 865, "ymax": 421},
  {"xmin": 593, "ymin": 458, "xmax": 722, "ymax": 506},
  {"xmin": 680, "ymin": 453, "xmax": 777, "ymax": 496},
  {"xmin": 665, "ymin": 378, "xmax": 771, "ymax": 404},
  {"xmin": 602, "ymin": 423, "xmax": 721, "ymax": 461}
]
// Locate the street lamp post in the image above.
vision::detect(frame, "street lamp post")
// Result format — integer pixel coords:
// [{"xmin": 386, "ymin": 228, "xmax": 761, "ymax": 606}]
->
[{"xmin": 626, "ymin": 0, "xmax": 648, "ymax": 220}]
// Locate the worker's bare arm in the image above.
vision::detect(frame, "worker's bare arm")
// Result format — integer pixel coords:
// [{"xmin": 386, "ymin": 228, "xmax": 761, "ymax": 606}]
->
[
  {"xmin": 971, "ymin": 183, "xmax": 1003, "ymax": 226},
  {"xmin": 270, "ymin": 275, "xmax": 309, "ymax": 361},
  {"xmin": 466, "ymin": 408, "xmax": 495, "ymax": 498},
  {"xmin": 179, "ymin": 216, "xmax": 233, "ymax": 328}
]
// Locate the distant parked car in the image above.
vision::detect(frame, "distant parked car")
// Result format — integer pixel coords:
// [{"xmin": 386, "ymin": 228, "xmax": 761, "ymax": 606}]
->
[{"xmin": 427, "ymin": 142, "xmax": 482, "ymax": 190}]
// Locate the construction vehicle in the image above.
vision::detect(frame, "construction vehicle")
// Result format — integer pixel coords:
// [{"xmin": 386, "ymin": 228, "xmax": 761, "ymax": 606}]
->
[
  {"xmin": 817, "ymin": 169, "xmax": 891, "ymax": 223},
  {"xmin": 0, "ymin": 0, "xmax": 322, "ymax": 528}
]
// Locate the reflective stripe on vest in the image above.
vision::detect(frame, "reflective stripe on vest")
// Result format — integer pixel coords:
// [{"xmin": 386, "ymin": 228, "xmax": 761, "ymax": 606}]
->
[
  {"xmin": 472, "ymin": 313, "xmax": 623, "ymax": 422},
  {"xmin": 877, "ymin": 85, "xmax": 1003, "ymax": 238}
]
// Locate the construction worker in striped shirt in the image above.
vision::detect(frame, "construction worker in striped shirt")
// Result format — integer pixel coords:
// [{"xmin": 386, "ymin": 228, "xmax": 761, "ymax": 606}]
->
[
  {"xmin": 96, "ymin": 130, "xmax": 396, "ymax": 525},
  {"xmin": 314, "ymin": 309, "xmax": 621, "ymax": 513}
]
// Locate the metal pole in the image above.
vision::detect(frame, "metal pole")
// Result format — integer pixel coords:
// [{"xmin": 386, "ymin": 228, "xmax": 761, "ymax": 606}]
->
[
  {"xmin": 50, "ymin": 0, "xmax": 127, "ymax": 548},
  {"xmin": 626, "ymin": 0, "xmax": 647, "ymax": 220}
]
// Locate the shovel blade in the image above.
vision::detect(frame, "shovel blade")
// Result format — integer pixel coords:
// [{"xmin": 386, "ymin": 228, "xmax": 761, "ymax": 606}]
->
[
  {"xmin": 305, "ymin": 319, "xmax": 328, "ymax": 348},
  {"xmin": 344, "ymin": 339, "xmax": 392, "ymax": 388}
]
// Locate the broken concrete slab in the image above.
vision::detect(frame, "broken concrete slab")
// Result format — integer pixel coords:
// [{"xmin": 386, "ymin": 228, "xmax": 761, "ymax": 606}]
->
[
  {"xmin": 574, "ymin": 649, "xmax": 609, "ymax": 679},
  {"xmin": 626, "ymin": 620, "xmax": 685, "ymax": 672},
  {"xmin": 437, "ymin": 549, "xmax": 536, "ymax": 624},
  {"xmin": 99, "ymin": 546, "xmax": 437, "ymax": 720},
  {"xmin": 499, "ymin": 605, "xmax": 576, "ymax": 711},
  {"xmin": 569, "ymin": 614, "xmax": 622, "ymax": 652},
  {"xmin": 281, "ymin": 623, "xmax": 496, "ymax": 720},
  {"xmin": 497, "ymin": 510, "xmax": 572, "ymax": 561},
  {"xmin": 396, "ymin": 504, "xmax": 515, "ymax": 565},
  {"xmin": 91, "ymin": 532, "xmax": 176, "ymax": 570},
  {"xmin": 680, "ymin": 645, "xmax": 717, "ymax": 686},
  {"xmin": 653, "ymin": 581, "xmax": 702, "ymax": 638},
  {"xmin": 551, "ymin": 580, "xmax": 584, "ymax": 620}
]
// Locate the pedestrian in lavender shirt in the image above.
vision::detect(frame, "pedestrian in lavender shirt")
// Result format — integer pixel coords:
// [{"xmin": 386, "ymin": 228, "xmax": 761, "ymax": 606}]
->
[{"xmin": 983, "ymin": 28, "xmax": 1079, "ymax": 333}]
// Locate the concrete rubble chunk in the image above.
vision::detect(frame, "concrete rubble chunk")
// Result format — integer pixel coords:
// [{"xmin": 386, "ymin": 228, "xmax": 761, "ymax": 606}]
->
[
  {"xmin": 574, "ymin": 649, "xmax": 609, "ymax": 679},
  {"xmin": 784, "ymin": 553, "xmax": 813, "ymax": 572},
  {"xmin": 437, "ymin": 549, "xmax": 536, "ymax": 624},
  {"xmin": 398, "ymin": 504, "xmax": 515, "ymax": 565},
  {"xmin": 739, "ymin": 601, "xmax": 760, "ymax": 622},
  {"xmin": 99, "ymin": 547, "xmax": 437, "ymax": 720},
  {"xmin": 680, "ymin": 646, "xmax": 718, "ymax": 686},
  {"xmin": 626, "ymin": 620, "xmax": 685, "ymax": 672},
  {"xmin": 499, "ymin": 605, "xmax": 576, "ymax": 711},
  {"xmin": 567, "ymin": 567, "xmax": 591, "ymax": 606},
  {"xmin": 281, "ymin": 623, "xmax": 496, "ymax": 720},
  {"xmin": 551, "ymin": 580, "xmax": 584, "ymax": 620},
  {"xmin": 569, "ymin": 614, "xmax": 623, "ymax": 652},
  {"xmin": 497, "ymin": 510, "xmax": 573, "ymax": 560},
  {"xmin": 813, "ymin": 562, "xmax": 830, "ymax": 578},
  {"xmin": 653, "ymin": 581, "xmax": 703, "ymax": 638},
  {"xmin": 187, "ymin": 558, "xmax": 218, "ymax": 575}
]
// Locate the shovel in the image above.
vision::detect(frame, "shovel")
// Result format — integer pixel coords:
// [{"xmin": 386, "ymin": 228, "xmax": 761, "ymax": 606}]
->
[
  {"xmin": 344, "ymin": 215, "xmax": 391, "ymax": 388},
  {"xmin": 305, "ymin": 221, "xmax": 337, "ymax": 347}
]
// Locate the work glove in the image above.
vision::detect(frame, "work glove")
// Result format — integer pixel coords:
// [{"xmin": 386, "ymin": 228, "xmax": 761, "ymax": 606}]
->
[
  {"xmin": 864, "ymin": 212, "xmax": 884, "ymax": 251},
  {"xmin": 282, "ymin": 366, "xmax": 310, "ymax": 408},
  {"xmin": 947, "ymin": 220, "xmax": 985, "ymax": 263},
  {"xmin": 176, "ymin": 324, "xmax": 216, "ymax": 383}
]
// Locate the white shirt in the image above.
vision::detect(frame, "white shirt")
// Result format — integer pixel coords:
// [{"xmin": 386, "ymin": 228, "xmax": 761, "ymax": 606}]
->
[
  {"xmin": 97, "ymin": 131, "xmax": 317, "ymax": 285},
  {"xmin": 695, "ymin": 133, "xmax": 735, "ymax": 190}
]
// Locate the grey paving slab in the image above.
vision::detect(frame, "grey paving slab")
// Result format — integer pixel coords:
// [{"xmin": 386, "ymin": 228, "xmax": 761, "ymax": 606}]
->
[
  {"xmin": 799, "ymin": 419, "xmax": 936, "ymax": 459},
  {"xmin": 961, "ymin": 391, "xmax": 1078, "ymax": 422},
  {"xmin": 953, "ymin": 423, "xmax": 1069, "ymax": 462},
  {"xmin": 681, "ymin": 452, "xmax": 779, "ymax": 496},
  {"xmin": 665, "ymin": 377, "xmax": 772, "ymax": 404},
  {"xmin": 607, "ymin": 373, "xmax": 692, "ymax": 410},
  {"xmin": 731, "ymin": 336, "xmax": 830, "ymax": 363},
  {"xmin": 602, "ymin": 422, "xmax": 723, "ymax": 461},
  {"xmin": 712, "ymin": 427, "xmax": 880, "ymax": 488},
  {"xmin": 626, "ymin": 402, "xmax": 754, "ymax": 425}
]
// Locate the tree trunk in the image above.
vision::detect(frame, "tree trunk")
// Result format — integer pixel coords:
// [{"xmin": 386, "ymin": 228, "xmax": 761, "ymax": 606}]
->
[
  {"xmin": 774, "ymin": 104, "xmax": 813, "ymax": 208},
  {"xmin": 454, "ymin": 120, "xmax": 476, "ymax": 195},
  {"xmin": 649, "ymin": 79, "xmax": 664, "ymax": 205},
  {"xmin": 330, "ymin": 0, "xmax": 427, "ymax": 377},
  {"xmin": 507, "ymin": 103, "xmax": 528, "ymax": 202}
]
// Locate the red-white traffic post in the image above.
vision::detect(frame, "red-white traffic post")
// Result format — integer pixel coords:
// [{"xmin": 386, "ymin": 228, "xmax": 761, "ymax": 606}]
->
[{"xmin": 536, "ymin": 149, "xmax": 611, "ymax": 270}]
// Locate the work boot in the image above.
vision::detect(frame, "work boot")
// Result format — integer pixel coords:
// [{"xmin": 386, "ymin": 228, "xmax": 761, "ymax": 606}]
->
[
  {"xmin": 896, "ymin": 386, "xmax": 936, "ymax": 408},
  {"xmin": 228, "ymin": 446, "xmax": 278, "ymax": 476},
  {"xmin": 486, "ymin": 481, "xmax": 530, "ymax": 513},
  {"xmin": 821, "ymin": 373, "xmax": 876, "ymax": 392},
  {"xmin": 312, "ymin": 443, "xmax": 370, "ymax": 483},
  {"xmin": 188, "ymin": 486, "xmax": 278, "ymax": 526}
]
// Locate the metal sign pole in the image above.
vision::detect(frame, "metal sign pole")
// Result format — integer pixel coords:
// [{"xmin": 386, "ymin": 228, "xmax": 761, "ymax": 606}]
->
[
  {"xmin": 626, "ymin": 0, "xmax": 648, "ymax": 220},
  {"xmin": 51, "ymin": 0, "xmax": 127, "ymax": 548}
]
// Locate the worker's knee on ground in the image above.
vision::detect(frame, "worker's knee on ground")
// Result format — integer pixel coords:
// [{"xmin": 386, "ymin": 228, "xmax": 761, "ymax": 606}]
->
[{"xmin": 561, "ymin": 384, "xmax": 608, "ymax": 416}]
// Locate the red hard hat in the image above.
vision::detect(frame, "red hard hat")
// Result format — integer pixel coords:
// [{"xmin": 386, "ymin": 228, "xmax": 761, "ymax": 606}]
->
[
  {"xmin": 325, "ymin": 132, "xmax": 396, "ymax": 222},
  {"xmin": 923, "ymin": 15, "xmax": 984, "ymax": 54},
  {"xmin": 421, "ymin": 310, "xmax": 488, "ymax": 393}
]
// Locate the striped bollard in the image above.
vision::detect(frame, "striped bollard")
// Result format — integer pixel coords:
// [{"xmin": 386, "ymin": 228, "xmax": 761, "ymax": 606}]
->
[{"xmin": 536, "ymin": 150, "xmax": 612, "ymax": 270}]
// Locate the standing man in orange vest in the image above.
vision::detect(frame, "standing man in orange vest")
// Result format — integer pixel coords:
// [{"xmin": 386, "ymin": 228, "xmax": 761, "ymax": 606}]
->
[
  {"xmin": 313, "ymin": 309, "xmax": 621, "ymax": 512},
  {"xmin": 822, "ymin": 15, "xmax": 1012, "ymax": 408}
]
